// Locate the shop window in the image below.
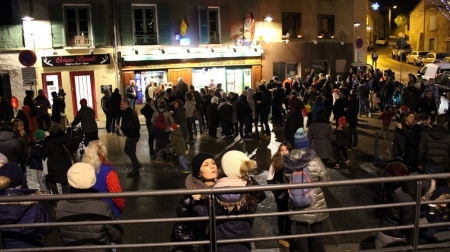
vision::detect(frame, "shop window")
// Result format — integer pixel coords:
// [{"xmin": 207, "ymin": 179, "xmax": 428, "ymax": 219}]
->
[
  {"xmin": 317, "ymin": 14, "xmax": 335, "ymax": 38},
  {"xmin": 198, "ymin": 6, "xmax": 230, "ymax": 44},
  {"xmin": 119, "ymin": 4, "xmax": 170, "ymax": 46},
  {"xmin": 282, "ymin": 12, "xmax": 301, "ymax": 38},
  {"xmin": 133, "ymin": 6, "xmax": 157, "ymax": 45},
  {"xmin": 49, "ymin": 4, "xmax": 105, "ymax": 47}
]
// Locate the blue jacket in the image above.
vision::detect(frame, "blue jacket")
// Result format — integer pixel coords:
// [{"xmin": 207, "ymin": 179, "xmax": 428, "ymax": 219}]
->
[
  {"xmin": 0, "ymin": 187, "xmax": 52, "ymax": 249},
  {"xmin": 94, "ymin": 163, "xmax": 122, "ymax": 218},
  {"xmin": 29, "ymin": 140, "xmax": 44, "ymax": 170}
]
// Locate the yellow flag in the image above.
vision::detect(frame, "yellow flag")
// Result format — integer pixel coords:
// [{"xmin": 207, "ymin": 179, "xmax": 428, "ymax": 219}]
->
[{"xmin": 180, "ymin": 16, "xmax": 189, "ymax": 36}]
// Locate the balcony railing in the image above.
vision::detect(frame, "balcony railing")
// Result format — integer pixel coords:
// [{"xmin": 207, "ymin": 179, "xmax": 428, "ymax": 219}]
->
[
  {"xmin": 210, "ymin": 31, "xmax": 220, "ymax": 44},
  {"xmin": 135, "ymin": 34, "xmax": 157, "ymax": 45},
  {"xmin": 68, "ymin": 35, "xmax": 91, "ymax": 47}
]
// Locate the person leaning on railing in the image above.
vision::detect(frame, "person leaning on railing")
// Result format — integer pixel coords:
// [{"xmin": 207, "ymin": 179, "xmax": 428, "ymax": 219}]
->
[{"xmin": 169, "ymin": 153, "xmax": 218, "ymax": 252}]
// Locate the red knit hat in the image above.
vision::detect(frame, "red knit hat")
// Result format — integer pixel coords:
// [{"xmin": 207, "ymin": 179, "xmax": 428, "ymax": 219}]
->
[
  {"xmin": 338, "ymin": 116, "xmax": 347, "ymax": 125},
  {"xmin": 170, "ymin": 123, "xmax": 179, "ymax": 131},
  {"xmin": 400, "ymin": 106, "xmax": 408, "ymax": 112}
]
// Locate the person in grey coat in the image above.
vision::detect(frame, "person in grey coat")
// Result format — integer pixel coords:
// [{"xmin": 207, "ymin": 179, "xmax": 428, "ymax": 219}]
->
[
  {"xmin": 283, "ymin": 141, "xmax": 330, "ymax": 252},
  {"xmin": 56, "ymin": 163, "xmax": 123, "ymax": 251},
  {"xmin": 307, "ymin": 110, "xmax": 336, "ymax": 166}
]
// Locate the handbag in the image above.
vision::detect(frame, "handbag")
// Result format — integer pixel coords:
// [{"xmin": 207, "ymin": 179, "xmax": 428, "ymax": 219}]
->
[{"xmin": 249, "ymin": 176, "xmax": 267, "ymax": 203}]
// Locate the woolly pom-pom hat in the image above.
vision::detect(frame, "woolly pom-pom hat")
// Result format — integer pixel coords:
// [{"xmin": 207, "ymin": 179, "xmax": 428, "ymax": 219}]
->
[
  {"xmin": 0, "ymin": 153, "xmax": 8, "ymax": 164},
  {"xmin": 338, "ymin": 116, "xmax": 347, "ymax": 125},
  {"xmin": 400, "ymin": 105, "xmax": 408, "ymax": 112},
  {"xmin": 191, "ymin": 153, "xmax": 214, "ymax": 177},
  {"xmin": 221, "ymin": 150, "xmax": 256, "ymax": 178},
  {"xmin": 0, "ymin": 163, "xmax": 23, "ymax": 188},
  {"xmin": 294, "ymin": 127, "xmax": 310, "ymax": 149},
  {"xmin": 67, "ymin": 163, "xmax": 96, "ymax": 189},
  {"xmin": 34, "ymin": 130, "xmax": 45, "ymax": 141}
]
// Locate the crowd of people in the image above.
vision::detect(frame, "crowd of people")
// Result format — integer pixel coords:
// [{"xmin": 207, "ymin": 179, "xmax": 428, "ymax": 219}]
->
[{"xmin": 1, "ymin": 66, "xmax": 450, "ymax": 251}]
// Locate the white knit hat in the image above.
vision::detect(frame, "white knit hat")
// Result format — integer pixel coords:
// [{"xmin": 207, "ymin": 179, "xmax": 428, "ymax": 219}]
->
[
  {"xmin": 221, "ymin": 150, "xmax": 256, "ymax": 177},
  {"xmin": 0, "ymin": 153, "xmax": 8, "ymax": 164},
  {"xmin": 67, "ymin": 163, "xmax": 97, "ymax": 189}
]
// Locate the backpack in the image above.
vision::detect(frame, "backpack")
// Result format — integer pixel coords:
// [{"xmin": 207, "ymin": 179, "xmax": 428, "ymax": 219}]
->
[
  {"xmin": 155, "ymin": 111, "xmax": 167, "ymax": 131},
  {"xmin": 283, "ymin": 154, "xmax": 315, "ymax": 207}
]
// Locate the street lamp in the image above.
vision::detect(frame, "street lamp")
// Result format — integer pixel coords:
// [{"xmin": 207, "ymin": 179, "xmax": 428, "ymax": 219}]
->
[
  {"xmin": 353, "ymin": 22, "xmax": 360, "ymax": 62},
  {"xmin": 388, "ymin": 5, "xmax": 397, "ymax": 37}
]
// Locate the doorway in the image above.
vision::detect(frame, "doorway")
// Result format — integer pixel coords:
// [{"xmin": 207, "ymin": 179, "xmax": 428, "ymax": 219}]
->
[
  {"xmin": 70, "ymin": 71, "xmax": 97, "ymax": 118},
  {"xmin": 42, "ymin": 73, "xmax": 62, "ymax": 105}
]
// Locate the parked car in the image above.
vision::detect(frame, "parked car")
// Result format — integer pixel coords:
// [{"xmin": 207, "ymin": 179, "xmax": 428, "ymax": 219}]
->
[
  {"xmin": 418, "ymin": 62, "xmax": 450, "ymax": 81},
  {"xmin": 420, "ymin": 52, "xmax": 449, "ymax": 66},
  {"xmin": 391, "ymin": 43, "xmax": 412, "ymax": 61},
  {"xmin": 375, "ymin": 38, "xmax": 387, "ymax": 46},
  {"xmin": 406, "ymin": 51, "xmax": 429, "ymax": 66},
  {"xmin": 435, "ymin": 71, "xmax": 450, "ymax": 95}
]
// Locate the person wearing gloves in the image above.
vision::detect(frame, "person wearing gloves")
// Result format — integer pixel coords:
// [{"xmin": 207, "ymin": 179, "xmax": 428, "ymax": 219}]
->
[
  {"xmin": 169, "ymin": 153, "xmax": 218, "ymax": 252},
  {"xmin": 0, "ymin": 162, "xmax": 52, "ymax": 249},
  {"xmin": 56, "ymin": 163, "xmax": 123, "ymax": 251},
  {"xmin": 282, "ymin": 137, "xmax": 330, "ymax": 252},
  {"xmin": 212, "ymin": 150, "xmax": 266, "ymax": 252}
]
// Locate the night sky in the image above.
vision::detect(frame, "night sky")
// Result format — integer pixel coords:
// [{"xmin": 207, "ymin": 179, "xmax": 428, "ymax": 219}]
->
[{"xmin": 375, "ymin": 0, "xmax": 422, "ymax": 14}]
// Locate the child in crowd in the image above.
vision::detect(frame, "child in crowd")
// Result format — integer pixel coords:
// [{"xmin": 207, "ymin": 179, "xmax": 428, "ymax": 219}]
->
[
  {"xmin": 334, "ymin": 116, "xmax": 350, "ymax": 169},
  {"xmin": 158, "ymin": 123, "xmax": 190, "ymax": 173},
  {"xmin": 379, "ymin": 106, "xmax": 397, "ymax": 139},
  {"xmin": 29, "ymin": 130, "xmax": 48, "ymax": 193},
  {"xmin": 267, "ymin": 142, "xmax": 293, "ymax": 248}
]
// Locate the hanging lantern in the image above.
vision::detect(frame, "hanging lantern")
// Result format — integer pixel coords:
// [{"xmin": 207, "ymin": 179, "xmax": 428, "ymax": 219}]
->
[{"xmin": 11, "ymin": 96, "xmax": 19, "ymax": 109}]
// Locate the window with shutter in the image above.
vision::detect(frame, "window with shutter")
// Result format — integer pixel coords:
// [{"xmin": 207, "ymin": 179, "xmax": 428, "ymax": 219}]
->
[
  {"xmin": 119, "ymin": 4, "xmax": 134, "ymax": 46},
  {"xmin": 317, "ymin": 14, "xmax": 335, "ymax": 38},
  {"xmin": 132, "ymin": 5, "xmax": 158, "ymax": 45},
  {"xmin": 91, "ymin": 5, "xmax": 106, "ymax": 46},
  {"xmin": 49, "ymin": 4, "xmax": 65, "ymax": 47},
  {"xmin": 157, "ymin": 4, "xmax": 170, "ymax": 45},
  {"xmin": 199, "ymin": 6, "xmax": 226, "ymax": 44},
  {"xmin": 65, "ymin": 5, "xmax": 91, "ymax": 47}
]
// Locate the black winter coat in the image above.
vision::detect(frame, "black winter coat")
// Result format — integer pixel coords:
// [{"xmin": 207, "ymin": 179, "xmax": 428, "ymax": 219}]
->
[
  {"xmin": 415, "ymin": 98, "xmax": 438, "ymax": 121},
  {"xmin": 260, "ymin": 88, "xmax": 272, "ymax": 114},
  {"xmin": 0, "ymin": 100, "xmax": 13, "ymax": 123},
  {"xmin": 120, "ymin": 107, "xmax": 140, "ymax": 138},
  {"xmin": 140, "ymin": 104, "xmax": 156, "ymax": 127},
  {"xmin": 284, "ymin": 110, "xmax": 304, "ymax": 147},
  {"xmin": 332, "ymin": 98, "xmax": 349, "ymax": 121},
  {"xmin": 346, "ymin": 99, "xmax": 359, "ymax": 127},
  {"xmin": 56, "ymin": 197, "xmax": 123, "ymax": 251},
  {"xmin": 23, "ymin": 96, "xmax": 38, "ymax": 117},
  {"xmin": 404, "ymin": 123, "xmax": 431, "ymax": 170},
  {"xmin": 417, "ymin": 125, "xmax": 450, "ymax": 172},
  {"xmin": 0, "ymin": 131, "xmax": 23, "ymax": 165},
  {"xmin": 218, "ymin": 103, "xmax": 233, "ymax": 121},
  {"xmin": 335, "ymin": 126, "xmax": 349, "ymax": 147},
  {"xmin": 208, "ymin": 103, "xmax": 220, "ymax": 128},
  {"xmin": 402, "ymin": 86, "xmax": 419, "ymax": 112},
  {"xmin": 41, "ymin": 134, "xmax": 72, "ymax": 184},
  {"xmin": 109, "ymin": 93, "xmax": 123, "ymax": 118},
  {"xmin": 51, "ymin": 98, "xmax": 64, "ymax": 123},
  {"xmin": 236, "ymin": 95, "xmax": 252, "ymax": 120}
]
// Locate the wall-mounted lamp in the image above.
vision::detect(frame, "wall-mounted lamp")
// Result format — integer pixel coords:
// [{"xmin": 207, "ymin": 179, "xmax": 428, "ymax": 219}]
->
[
  {"xmin": 187, "ymin": 49, "xmax": 190, "ymax": 53},
  {"xmin": 263, "ymin": 16, "xmax": 273, "ymax": 22},
  {"xmin": 135, "ymin": 50, "xmax": 138, "ymax": 55},
  {"xmin": 353, "ymin": 22, "xmax": 360, "ymax": 28},
  {"xmin": 89, "ymin": 49, "xmax": 94, "ymax": 55},
  {"xmin": 161, "ymin": 49, "xmax": 165, "ymax": 54},
  {"xmin": 233, "ymin": 48, "xmax": 236, "ymax": 52},
  {"xmin": 211, "ymin": 48, "xmax": 214, "ymax": 53},
  {"xmin": 21, "ymin": 16, "xmax": 34, "ymax": 21}
]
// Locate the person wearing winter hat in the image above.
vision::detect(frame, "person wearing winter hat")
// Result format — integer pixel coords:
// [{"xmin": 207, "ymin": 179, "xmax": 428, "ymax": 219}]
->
[
  {"xmin": 169, "ymin": 152, "xmax": 218, "ymax": 251},
  {"xmin": 293, "ymin": 127, "xmax": 310, "ymax": 150},
  {"xmin": 334, "ymin": 116, "xmax": 350, "ymax": 168},
  {"xmin": 56, "ymin": 163, "xmax": 123, "ymax": 249},
  {"xmin": 0, "ymin": 152, "xmax": 8, "ymax": 165},
  {"xmin": 159, "ymin": 123, "xmax": 190, "ymax": 173},
  {"xmin": 72, "ymin": 98, "xmax": 98, "ymax": 146},
  {"xmin": 213, "ymin": 150, "xmax": 265, "ymax": 251},
  {"xmin": 282, "ymin": 146, "xmax": 330, "ymax": 252},
  {"xmin": 0, "ymin": 162, "xmax": 52, "ymax": 249}
]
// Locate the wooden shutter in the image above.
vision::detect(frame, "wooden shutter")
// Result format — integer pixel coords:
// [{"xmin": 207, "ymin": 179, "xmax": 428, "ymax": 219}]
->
[
  {"xmin": 273, "ymin": 62, "xmax": 286, "ymax": 81},
  {"xmin": 91, "ymin": 5, "xmax": 106, "ymax": 46},
  {"xmin": 49, "ymin": 4, "xmax": 65, "ymax": 47},
  {"xmin": 157, "ymin": 4, "xmax": 170, "ymax": 45},
  {"xmin": 220, "ymin": 7, "xmax": 230, "ymax": 44},
  {"xmin": 199, "ymin": 6, "xmax": 209, "ymax": 44},
  {"xmin": 119, "ymin": 4, "xmax": 134, "ymax": 46}
]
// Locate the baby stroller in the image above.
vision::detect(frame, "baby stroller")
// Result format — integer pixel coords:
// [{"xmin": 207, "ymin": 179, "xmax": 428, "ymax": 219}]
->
[
  {"xmin": 373, "ymin": 159, "xmax": 409, "ymax": 216},
  {"xmin": 66, "ymin": 124, "xmax": 84, "ymax": 156}
]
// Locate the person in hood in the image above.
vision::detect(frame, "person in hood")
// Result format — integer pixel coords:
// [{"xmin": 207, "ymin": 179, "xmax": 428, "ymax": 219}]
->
[
  {"xmin": 212, "ymin": 150, "xmax": 264, "ymax": 252},
  {"xmin": 0, "ymin": 162, "xmax": 52, "ymax": 249},
  {"xmin": 418, "ymin": 114, "xmax": 450, "ymax": 182},
  {"xmin": 0, "ymin": 121, "xmax": 23, "ymax": 166},
  {"xmin": 375, "ymin": 176, "xmax": 435, "ymax": 248},
  {"xmin": 41, "ymin": 124, "xmax": 72, "ymax": 194},
  {"xmin": 169, "ymin": 153, "xmax": 218, "ymax": 251},
  {"xmin": 282, "ymin": 137, "xmax": 330, "ymax": 252}
]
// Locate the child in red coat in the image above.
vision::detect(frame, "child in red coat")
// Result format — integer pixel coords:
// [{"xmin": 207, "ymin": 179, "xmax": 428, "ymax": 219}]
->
[{"xmin": 379, "ymin": 107, "xmax": 397, "ymax": 139}]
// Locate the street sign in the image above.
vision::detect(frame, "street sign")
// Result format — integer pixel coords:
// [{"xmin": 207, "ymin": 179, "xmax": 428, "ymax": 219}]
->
[
  {"xmin": 352, "ymin": 62, "xmax": 367, "ymax": 67},
  {"xmin": 355, "ymin": 48, "xmax": 363, "ymax": 62},
  {"xmin": 396, "ymin": 38, "xmax": 407, "ymax": 49},
  {"xmin": 355, "ymin": 37, "xmax": 364, "ymax": 49},
  {"xmin": 18, "ymin": 50, "xmax": 37, "ymax": 67},
  {"xmin": 22, "ymin": 67, "xmax": 37, "ymax": 86}
]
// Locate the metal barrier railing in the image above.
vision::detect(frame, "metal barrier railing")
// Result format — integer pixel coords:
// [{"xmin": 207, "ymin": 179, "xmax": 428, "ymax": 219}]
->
[{"xmin": 1, "ymin": 173, "xmax": 450, "ymax": 251}]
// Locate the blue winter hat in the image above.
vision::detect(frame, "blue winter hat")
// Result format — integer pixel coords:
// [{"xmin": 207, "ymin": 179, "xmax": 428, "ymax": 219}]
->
[{"xmin": 294, "ymin": 128, "xmax": 310, "ymax": 149}]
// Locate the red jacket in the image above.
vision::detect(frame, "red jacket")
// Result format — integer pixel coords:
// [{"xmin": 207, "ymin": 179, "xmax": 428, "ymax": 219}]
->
[
  {"xmin": 379, "ymin": 110, "xmax": 396, "ymax": 125},
  {"xmin": 289, "ymin": 97, "xmax": 300, "ymax": 114}
]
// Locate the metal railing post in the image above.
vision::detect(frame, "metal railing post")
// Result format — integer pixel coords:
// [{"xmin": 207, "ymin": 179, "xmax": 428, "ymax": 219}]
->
[
  {"xmin": 412, "ymin": 180, "xmax": 422, "ymax": 252},
  {"xmin": 374, "ymin": 130, "xmax": 380, "ymax": 164},
  {"xmin": 208, "ymin": 194, "xmax": 217, "ymax": 251}
]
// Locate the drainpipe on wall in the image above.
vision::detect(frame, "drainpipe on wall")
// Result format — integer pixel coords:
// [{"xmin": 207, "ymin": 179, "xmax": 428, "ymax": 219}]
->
[{"xmin": 112, "ymin": 0, "xmax": 120, "ymax": 88}]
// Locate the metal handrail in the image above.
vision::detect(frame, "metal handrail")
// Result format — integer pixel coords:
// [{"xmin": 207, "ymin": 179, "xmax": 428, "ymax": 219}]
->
[{"xmin": 1, "ymin": 173, "xmax": 450, "ymax": 251}]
